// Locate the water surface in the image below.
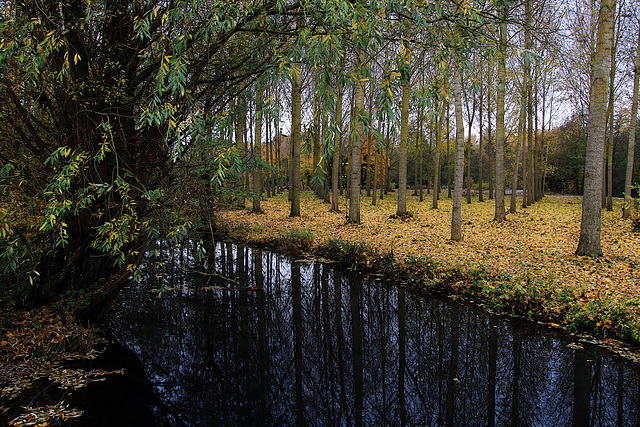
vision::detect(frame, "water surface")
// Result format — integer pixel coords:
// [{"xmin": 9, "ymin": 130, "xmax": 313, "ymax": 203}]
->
[{"xmin": 110, "ymin": 241, "xmax": 640, "ymax": 426}]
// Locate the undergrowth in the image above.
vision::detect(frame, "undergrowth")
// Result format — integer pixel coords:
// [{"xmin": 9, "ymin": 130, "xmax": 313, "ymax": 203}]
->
[
  {"xmin": 215, "ymin": 210, "xmax": 640, "ymax": 346},
  {"xmin": 400, "ymin": 255, "xmax": 640, "ymax": 344},
  {"xmin": 276, "ymin": 229, "xmax": 314, "ymax": 253},
  {"xmin": 317, "ymin": 238, "xmax": 394, "ymax": 273}
]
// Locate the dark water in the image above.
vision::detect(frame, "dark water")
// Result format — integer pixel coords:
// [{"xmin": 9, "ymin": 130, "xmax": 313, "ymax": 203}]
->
[{"xmin": 107, "ymin": 241, "xmax": 640, "ymax": 426}]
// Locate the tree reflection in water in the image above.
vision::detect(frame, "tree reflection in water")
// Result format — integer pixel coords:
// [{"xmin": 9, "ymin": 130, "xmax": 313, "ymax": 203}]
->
[{"xmin": 111, "ymin": 242, "xmax": 640, "ymax": 426}]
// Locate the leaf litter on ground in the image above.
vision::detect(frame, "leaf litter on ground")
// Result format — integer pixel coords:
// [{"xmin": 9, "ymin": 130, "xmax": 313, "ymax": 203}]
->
[{"xmin": 220, "ymin": 192, "xmax": 640, "ymax": 357}]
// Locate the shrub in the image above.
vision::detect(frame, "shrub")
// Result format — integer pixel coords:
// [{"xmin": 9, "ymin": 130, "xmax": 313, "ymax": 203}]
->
[
  {"xmin": 277, "ymin": 229, "xmax": 314, "ymax": 253},
  {"xmin": 318, "ymin": 238, "xmax": 394, "ymax": 272}
]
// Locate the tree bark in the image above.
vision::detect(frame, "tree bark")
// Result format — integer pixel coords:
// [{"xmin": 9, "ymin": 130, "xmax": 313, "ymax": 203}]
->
[
  {"xmin": 523, "ymin": 0, "xmax": 532, "ymax": 208},
  {"xmin": 511, "ymin": 102, "xmax": 525, "ymax": 214},
  {"xmin": 397, "ymin": 60, "xmax": 410, "ymax": 216},
  {"xmin": 290, "ymin": 60, "xmax": 302, "ymax": 217},
  {"xmin": 373, "ymin": 117, "xmax": 381, "ymax": 206},
  {"xmin": 348, "ymin": 50, "xmax": 366, "ymax": 224},
  {"xmin": 479, "ymin": 64, "xmax": 484, "ymax": 203},
  {"xmin": 464, "ymin": 77, "xmax": 476, "ymax": 205},
  {"xmin": 488, "ymin": 62, "xmax": 494, "ymax": 200},
  {"xmin": 494, "ymin": 18, "xmax": 508, "ymax": 222},
  {"xmin": 606, "ymin": 10, "xmax": 618, "ymax": 212},
  {"xmin": 433, "ymin": 99, "xmax": 445, "ymax": 209},
  {"xmin": 236, "ymin": 93, "xmax": 247, "ymax": 206},
  {"xmin": 252, "ymin": 83, "xmax": 264, "ymax": 213},
  {"xmin": 576, "ymin": 0, "xmax": 615, "ymax": 257},
  {"xmin": 331, "ymin": 79, "xmax": 344, "ymax": 213},
  {"xmin": 623, "ymin": 28, "xmax": 640, "ymax": 219},
  {"xmin": 452, "ymin": 68, "xmax": 465, "ymax": 241}
]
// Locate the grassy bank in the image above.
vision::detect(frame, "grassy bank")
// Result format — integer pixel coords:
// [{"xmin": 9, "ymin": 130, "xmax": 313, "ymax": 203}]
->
[{"xmin": 216, "ymin": 191, "xmax": 640, "ymax": 357}]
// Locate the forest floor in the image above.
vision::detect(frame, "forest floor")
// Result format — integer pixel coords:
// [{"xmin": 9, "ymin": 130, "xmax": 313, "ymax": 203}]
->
[{"xmin": 218, "ymin": 190, "xmax": 640, "ymax": 357}]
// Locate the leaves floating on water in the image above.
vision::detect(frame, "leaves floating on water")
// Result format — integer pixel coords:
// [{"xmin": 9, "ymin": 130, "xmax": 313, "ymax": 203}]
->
[
  {"xmin": 9, "ymin": 403, "xmax": 83, "ymax": 426},
  {"xmin": 48, "ymin": 367, "xmax": 125, "ymax": 390},
  {"xmin": 0, "ymin": 360, "xmax": 124, "ymax": 399}
]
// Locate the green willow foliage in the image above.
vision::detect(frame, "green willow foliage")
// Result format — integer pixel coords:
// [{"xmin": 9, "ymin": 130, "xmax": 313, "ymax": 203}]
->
[{"xmin": 0, "ymin": 0, "xmax": 500, "ymax": 316}]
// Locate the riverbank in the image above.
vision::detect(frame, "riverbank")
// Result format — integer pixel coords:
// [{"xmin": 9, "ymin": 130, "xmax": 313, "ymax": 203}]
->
[{"xmin": 216, "ymin": 191, "xmax": 640, "ymax": 356}]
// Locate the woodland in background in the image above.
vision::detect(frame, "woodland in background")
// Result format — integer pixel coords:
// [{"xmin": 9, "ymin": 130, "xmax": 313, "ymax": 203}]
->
[{"xmin": 1, "ymin": 0, "xmax": 640, "ymax": 319}]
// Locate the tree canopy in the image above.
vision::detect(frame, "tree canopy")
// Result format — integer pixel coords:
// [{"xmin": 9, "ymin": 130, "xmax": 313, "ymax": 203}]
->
[{"xmin": 1, "ymin": 0, "xmax": 639, "ymax": 316}]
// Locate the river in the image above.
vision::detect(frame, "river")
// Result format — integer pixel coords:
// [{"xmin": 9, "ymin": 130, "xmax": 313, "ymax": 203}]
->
[{"xmin": 103, "ymin": 241, "xmax": 640, "ymax": 426}]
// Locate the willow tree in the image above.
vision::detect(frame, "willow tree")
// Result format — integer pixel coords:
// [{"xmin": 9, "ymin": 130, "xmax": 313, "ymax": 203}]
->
[
  {"xmin": 576, "ymin": 0, "xmax": 616, "ymax": 257},
  {"xmin": 0, "ymin": 0, "xmax": 302, "ymax": 318}
]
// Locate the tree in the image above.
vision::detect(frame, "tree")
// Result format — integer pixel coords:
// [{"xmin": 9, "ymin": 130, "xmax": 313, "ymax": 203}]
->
[
  {"xmin": 433, "ymin": 96, "xmax": 447, "ymax": 209},
  {"xmin": 332, "ymin": 73, "xmax": 345, "ymax": 213},
  {"xmin": 494, "ymin": 14, "xmax": 508, "ymax": 222},
  {"xmin": 452, "ymin": 66, "xmax": 465, "ymax": 241},
  {"xmin": 623, "ymin": 24, "xmax": 640, "ymax": 219},
  {"xmin": 252, "ymin": 83, "xmax": 264, "ymax": 213},
  {"xmin": 349, "ymin": 49, "xmax": 367, "ymax": 224},
  {"xmin": 397, "ymin": 40, "xmax": 412, "ymax": 216},
  {"xmin": 290, "ymin": 17, "xmax": 303, "ymax": 218},
  {"xmin": 511, "ymin": 101, "xmax": 526, "ymax": 214},
  {"xmin": 0, "ymin": 0, "xmax": 304, "ymax": 318},
  {"xmin": 576, "ymin": 0, "xmax": 616, "ymax": 257}
]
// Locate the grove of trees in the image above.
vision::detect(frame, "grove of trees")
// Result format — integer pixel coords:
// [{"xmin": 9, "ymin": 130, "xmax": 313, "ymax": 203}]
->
[{"xmin": 1, "ymin": 0, "xmax": 639, "ymax": 317}]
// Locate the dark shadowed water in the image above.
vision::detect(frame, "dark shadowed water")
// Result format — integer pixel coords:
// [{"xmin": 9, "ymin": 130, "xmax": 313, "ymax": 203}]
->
[{"xmin": 107, "ymin": 241, "xmax": 640, "ymax": 426}]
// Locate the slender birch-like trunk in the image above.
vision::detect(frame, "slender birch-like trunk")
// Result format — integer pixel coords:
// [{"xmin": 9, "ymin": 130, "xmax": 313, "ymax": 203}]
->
[
  {"xmin": 452, "ymin": 68, "xmax": 465, "ymax": 241},
  {"xmin": 623, "ymin": 28, "xmax": 640, "ymax": 219},
  {"xmin": 576, "ymin": 0, "xmax": 616, "ymax": 256}
]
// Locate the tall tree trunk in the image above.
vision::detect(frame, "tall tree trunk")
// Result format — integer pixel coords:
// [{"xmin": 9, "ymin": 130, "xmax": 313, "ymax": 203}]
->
[
  {"xmin": 322, "ymin": 109, "xmax": 331, "ymax": 203},
  {"xmin": 452, "ymin": 68, "xmax": 465, "ymax": 241},
  {"xmin": 464, "ymin": 78, "xmax": 476, "ymax": 205},
  {"xmin": 373, "ymin": 118, "xmax": 381, "ymax": 206},
  {"xmin": 366, "ymin": 81, "xmax": 374, "ymax": 197},
  {"xmin": 606, "ymin": 10, "xmax": 619, "ymax": 212},
  {"xmin": 236, "ymin": 93, "xmax": 247, "ymax": 207},
  {"xmin": 252, "ymin": 83, "xmax": 264, "ymax": 213},
  {"xmin": 488, "ymin": 63, "xmax": 494, "ymax": 200},
  {"xmin": 511, "ymin": 102, "xmax": 525, "ymax": 214},
  {"xmin": 522, "ymin": 0, "xmax": 532, "ymax": 208},
  {"xmin": 348, "ymin": 50, "xmax": 366, "ymax": 224},
  {"xmin": 494, "ymin": 18, "xmax": 508, "ymax": 222},
  {"xmin": 290, "ymin": 60, "xmax": 302, "ymax": 217},
  {"xmin": 266, "ymin": 107, "xmax": 272, "ymax": 198},
  {"xmin": 418, "ymin": 106, "xmax": 425, "ymax": 202},
  {"xmin": 447, "ymin": 103, "xmax": 452, "ymax": 199},
  {"xmin": 542, "ymin": 91, "xmax": 551, "ymax": 198},
  {"xmin": 346, "ymin": 90, "xmax": 355, "ymax": 201},
  {"xmin": 433, "ymin": 99, "xmax": 445, "ymax": 209},
  {"xmin": 381, "ymin": 120, "xmax": 389, "ymax": 200},
  {"xmin": 479, "ymin": 65, "xmax": 484, "ymax": 203},
  {"xmin": 606, "ymin": 104, "xmax": 614, "ymax": 211},
  {"xmin": 312, "ymin": 95, "xmax": 322, "ymax": 198},
  {"xmin": 534, "ymin": 67, "xmax": 542, "ymax": 202},
  {"xmin": 276, "ymin": 123, "xmax": 283, "ymax": 195},
  {"xmin": 397, "ymin": 61, "xmax": 410, "ymax": 216},
  {"xmin": 527, "ymin": 66, "xmax": 535, "ymax": 206},
  {"xmin": 623, "ymin": 29, "xmax": 640, "ymax": 219},
  {"xmin": 331, "ymin": 79, "xmax": 344, "ymax": 213},
  {"xmin": 576, "ymin": 0, "xmax": 615, "ymax": 257}
]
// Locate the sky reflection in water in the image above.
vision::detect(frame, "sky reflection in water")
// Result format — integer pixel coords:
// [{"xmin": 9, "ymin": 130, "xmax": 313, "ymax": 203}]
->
[{"xmin": 110, "ymin": 241, "xmax": 640, "ymax": 426}]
